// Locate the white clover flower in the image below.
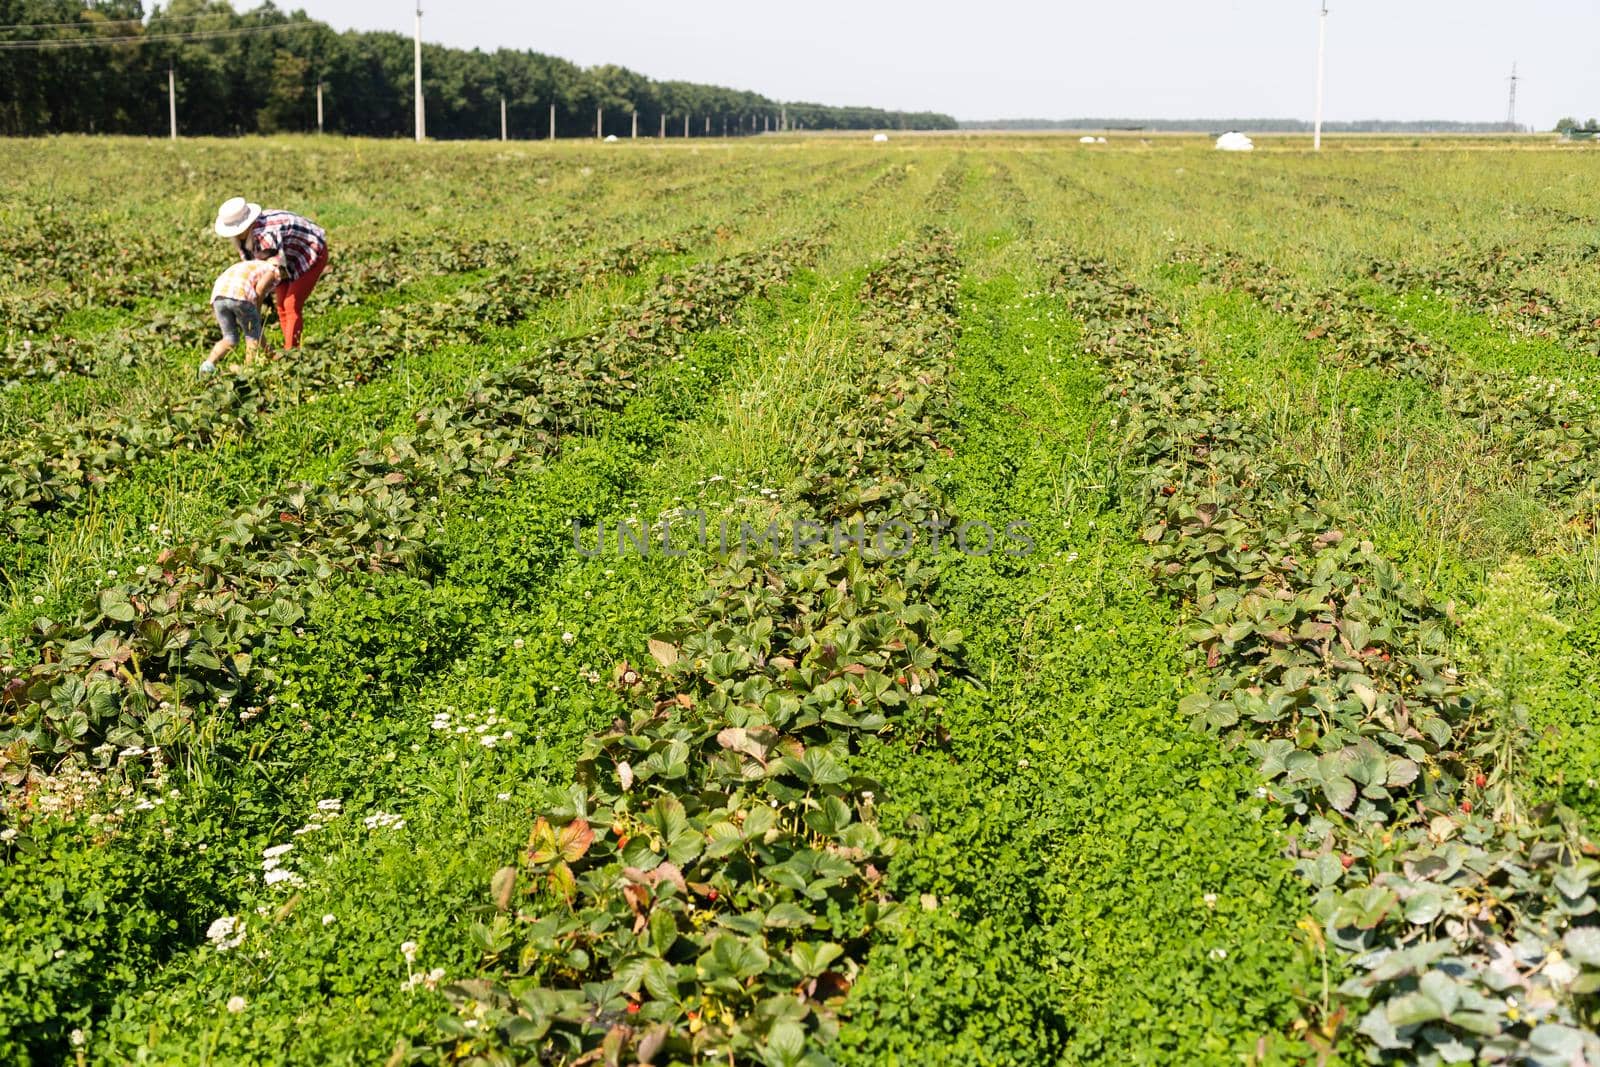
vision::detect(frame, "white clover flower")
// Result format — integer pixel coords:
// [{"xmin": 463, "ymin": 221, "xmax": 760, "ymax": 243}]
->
[
  {"xmin": 1203, "ymin": 893, "xmax": 1218, "ymax": 908},
  {"xmin": 513, "ymin": 638, "xmax": 524, "ymax": 649},
  {"xmin": 322, "ymin": 914, "xmax": 336, "ymax": 926},
  {"xmin": 32, "ymin": 595, "xmax": 45, "ymax": 606},
  {"xmin": 561, "ymin": 631, "xmax": 575, "ymax": 644},
  {"xmin": 400, "ymin": 940, "xmax": 419, "ymax": 963},
  {"xmin": 0, "ymin": 828, "xmax": 17, "ymax": 843},
  {"xmin": 1208, "ymin": 947, "xmax": 1227, "ymax": 961},
  {"xmin": 262, "ymin": 843, "xmax": 293, "ymax": 860},
  {"xmin": 226, "ymin": 996, "xmax": 247, "ymax": 1014},
  {"xmin": 207, "ymin": 916, "xmax": 245, "ymax": 951},
  {"xmin": 70, "ymin": 1029, "xmax": 85, "ymax": 1049},
  {"xmin": 496, "ymin": 792, "xmax": 512, "ymax": 801}
]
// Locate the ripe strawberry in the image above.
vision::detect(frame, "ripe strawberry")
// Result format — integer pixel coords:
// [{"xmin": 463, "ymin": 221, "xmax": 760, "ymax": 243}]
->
[
  {"xmin": 1474, "ymin": 773, "xmax": 1487, "ymax": 789},
  {"xmin": 1461, "ymin": 799, "xmax": 1473, "ymax": 814},
  {"xmin": 1340, "ymin": 853, "xmax": 1355, "ymax": 869},
  {"xmin": 707, "ymin": 888, "xmax": 719, "ymax": 901},
  {"xmin": 626, "ymin": 1002, "xmax": 640, "ymax": 1015}
]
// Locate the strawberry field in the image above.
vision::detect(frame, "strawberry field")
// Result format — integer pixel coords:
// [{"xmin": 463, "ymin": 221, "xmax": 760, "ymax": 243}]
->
[{"xmin": 4, "ymin": 135, "xmax": 1600, "ymax": 1065}]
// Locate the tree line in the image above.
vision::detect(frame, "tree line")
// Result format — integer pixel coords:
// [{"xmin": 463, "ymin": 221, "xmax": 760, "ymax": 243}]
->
[{"xmin": 0, "ymin": 0, "xmax": 957, "ymax": 137}]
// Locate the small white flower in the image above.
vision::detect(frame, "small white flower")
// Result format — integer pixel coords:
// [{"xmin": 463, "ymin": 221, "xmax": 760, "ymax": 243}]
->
[
  {"xmin": 316, "ymin": 798, "xmax": 342, "ymax": 813},
  {"xmin": 264, "ymin": 868, "xmax": 303, "ymax": 887},
  {"xmin": 0, "ymin": 828, "xmax": 17, "ymax": 843},
  {"xmin": 1208, "ymin": 947, "xmax": 1227, "ymax": 961},
  {"xmin": 513, "ymin": 638, "xmax": 524, "ymax": 649},
  {"xmin": 69, "ymin": 1029, "xmax": 85, "ymax": 1049},
  {"xmin": 496, "ymin": 792, "xmax": 512, "ymax": 801},
  {"xmin": 32, "ymin": 595, "xmax": 44, "ymax": 606},
  {"xmin": 561, "ymin": 631, "xmax": 575, "ymax": 644},
  {"xmin": 226, "ymin": 995, "xmax": 247, "ymax": 1014},
  {"xmin": 1017, "ymin": 758, "xmax": 1030, "ymax": 769},
  {"xmin": 206, "ymin": 916, "xmax": 245, "ymax": 950},
  {"xmin": 262, "ymin": 843, "xmax": 293, "ymax": 860},
  {"xmin": 322, "ymin": 913, "xmax": 336, "ymax": 926},
  {"xmin": 400, "ymin": 940, "xmax": 418, "ymax": 963},
  {"xmin": 1202, "ymin": 893, "xmax": 1218, "ymax": 908}
]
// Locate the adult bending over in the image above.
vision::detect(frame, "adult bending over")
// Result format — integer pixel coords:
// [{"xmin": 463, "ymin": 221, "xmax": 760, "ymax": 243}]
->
[{"xmin": 212, "ymin": 197, "xmax": 328, "ymax": 351}]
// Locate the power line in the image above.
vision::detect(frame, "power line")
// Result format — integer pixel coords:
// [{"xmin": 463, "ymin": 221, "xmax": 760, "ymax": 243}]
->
[{"xmin": 0, "ymin": 22, "xmax": 308, "ymax": 51}]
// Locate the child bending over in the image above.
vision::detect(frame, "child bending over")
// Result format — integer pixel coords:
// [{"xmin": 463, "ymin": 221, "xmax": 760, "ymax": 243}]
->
[{"xmin": 201, "ymin": 259, "xmax": 280, "ymax": 374}]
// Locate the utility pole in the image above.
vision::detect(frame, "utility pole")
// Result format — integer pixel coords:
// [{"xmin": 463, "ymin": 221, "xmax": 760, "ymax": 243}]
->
[
  {"xmin": 168, "ymin": 65, "xmax": 177, "ymax": 140},
  {"xmin": 500, "ymin": 96, "xmax": 507, "ymax": 140},
  {"xmin": 659, "ymin": 112, "xmax": 665, "ymax": 138},
  {"xmin": 780, "ymin": 105, "xmax": 786, "ymax": 131},
  {"xmin": 412, "ymin": 5, "xmax": 424, "ymax": 142},
  {"xmin": 683, "ymin": 113, "xmax": 689, "ymax": 137},
  {"xmin": 1313, "ymin": 1, "xmax": 1327, "ymax": 151},
  {"xmin": 596, "ymin": 105, "xmax": 602, "ymax": 139},
  {"xmin": 1506, "ymin": 61, "xmax": 1520, "ymax": 131},
  {"xmin": 631, "ymin": 110, "xmax": 637, "ymax": 138},
  {"xmin": 549, "ymin": 102, "xmax": 555, "ymax": 140},
  {"xmin": 317, "ymin": 82, "xmax": 325, "ymax": 134}
]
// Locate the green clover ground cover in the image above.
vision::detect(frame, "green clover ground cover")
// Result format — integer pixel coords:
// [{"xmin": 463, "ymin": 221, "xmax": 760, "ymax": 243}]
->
[{"xmin": 836, "ymin": 273, "xmax": 1324, "ymax": 1065}]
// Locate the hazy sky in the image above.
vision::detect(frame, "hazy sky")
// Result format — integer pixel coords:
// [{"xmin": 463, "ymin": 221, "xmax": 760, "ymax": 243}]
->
[{"xmin": 299, "ymin": 0, "xmax": 1600, "ymax": 126}]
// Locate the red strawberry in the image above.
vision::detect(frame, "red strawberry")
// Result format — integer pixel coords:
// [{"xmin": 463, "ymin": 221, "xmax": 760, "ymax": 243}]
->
[
  {"xmin": 1340, "ymin": 853, "xmax": 1355, "ymax": 869},
  {"xmin": 1461, "ymin": 799, "xmax": 1473, "ymax": 814},
  {"xmin": 626, "ymin": 1002, "xmax": 640, "ymax": 1015},
  {"xmin": 1474, "ymin": 773, "xmax": 1487, "ymax": 789}
]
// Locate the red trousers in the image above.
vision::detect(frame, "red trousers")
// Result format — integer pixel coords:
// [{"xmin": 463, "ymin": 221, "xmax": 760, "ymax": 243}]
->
[{"xmin": 274, "ymin": 246, "xmax": 327, "ymax": 349}]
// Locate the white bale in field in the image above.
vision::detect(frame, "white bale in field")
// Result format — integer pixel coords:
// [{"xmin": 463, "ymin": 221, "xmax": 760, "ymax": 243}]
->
[
  {"xmin": 872, "ymin": 132, "xmax": 890, "ymax": 142},
  {"xmin": 1078, "ymin": 135, "xmax": 1096, "ymax": 143},
  {"xmin": 604, "ymin": 134, "xmax": 619, "ymax": 143},
  {"xmin": 1095, "ymin": 136, "xmax": 1107, "ymax": 143},
  {"xmin": 1215, "ymin": 131, "xmax": 1254, "ymax": 151}
]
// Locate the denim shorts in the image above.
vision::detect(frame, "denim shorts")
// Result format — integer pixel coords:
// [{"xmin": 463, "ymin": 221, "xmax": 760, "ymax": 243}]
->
[{"xmin": 214, "ymin": 297, "xmax": 263, "ymax": 343}]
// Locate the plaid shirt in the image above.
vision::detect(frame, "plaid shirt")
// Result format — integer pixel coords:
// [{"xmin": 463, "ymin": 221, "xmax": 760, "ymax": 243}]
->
[
  {"xmin": 211, "ymin": 259, "xmax": 280, "ymax": 304},
  {"xmin": 241, "ymin": 209, "xmax": 327, "ymax": 281}
]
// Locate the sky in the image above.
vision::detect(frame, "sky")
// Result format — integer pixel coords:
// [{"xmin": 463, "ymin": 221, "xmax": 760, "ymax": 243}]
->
[{"xmin": 298, "ymin": 0, "xmax": 1600, "ymax": 127}]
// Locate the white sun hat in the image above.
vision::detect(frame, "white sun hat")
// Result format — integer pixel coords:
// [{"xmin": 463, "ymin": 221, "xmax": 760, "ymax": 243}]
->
[{"xmin": 213, "ymin": 197, "xmax": 262, "ymax": 238}]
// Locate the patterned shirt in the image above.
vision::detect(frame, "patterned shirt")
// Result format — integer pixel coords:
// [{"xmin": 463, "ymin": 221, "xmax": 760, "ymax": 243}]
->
[
  {"xmin": 211, "ymin": 259, "xmax": 280, "ymax": 304},
  {"xmin": 241, "ymin": 209, "xmax": 327, "ymax": 281}
]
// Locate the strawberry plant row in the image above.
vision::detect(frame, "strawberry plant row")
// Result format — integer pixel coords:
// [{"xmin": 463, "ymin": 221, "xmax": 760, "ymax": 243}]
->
[
  {"xmin": 1182, "ymin": 249, "xmax": 1600, "ymax": 523},
  {"xmin": 1054, "ymin": 253, "xmax": 1600, "ymax": 1064},
  {"xmin": 0, "ymin": 232, "xmax": 830, "ymax": 797},
  {"xmin": 0, "ymin": 152, "xmax": 788, "ymax": 336},
  {"xmin": 0, "ymin": 228, "xmax": 709, "ymax": 562},
  {"xmin": 0, "ymin": 155, "xmax": 857, "ymax": 384},
  {"xmin": 432, "ymin": 228, "xmax": 963, "ymax": 1066},
  {"xmin": 1367, "ymin": 254, "xmax": 1600, "ymax": 358}
]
